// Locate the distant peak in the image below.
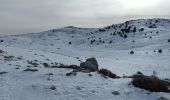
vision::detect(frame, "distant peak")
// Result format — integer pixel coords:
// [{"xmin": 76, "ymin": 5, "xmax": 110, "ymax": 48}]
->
[{"xmin": 64, "ymin": 26, "xmax": 78, "ymax": 29}]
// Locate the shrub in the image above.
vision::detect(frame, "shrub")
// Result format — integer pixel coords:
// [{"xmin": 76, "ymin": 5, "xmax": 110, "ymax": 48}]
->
[
  {"xmin": 107, "ymin": 26, "xmax": 110, "ymax": 29},
  {"xmin": 91, "ymin": 39, "xmax": 95, "ymax": 44},
  {"xmin": 158, "ymin": 49, "xmax": 162, "ymax": 53},
  {"xmin": 155, "ymin": 20, "xmax": 159, "ymax": 23},
  {"xmin": 98, "ymin": 69, "xmax": 117, "ymax": 79},
  {"xmin": 123, "ymin": 34, "xmax": 127, "ymax": 38},
  {"xmin": 27, "ymin": 61, "xmax": 39, "ymax": 67},
  {"xmin": 140, "ymin": 28, "xmax": 144, "ymax": 32},
  {"xmin": 158, "ymin": 97, "xmax": 169, "ymax": 100},
  {"xmin": 109, "ymin": 40, "xmax": 112, "ymax": 44},
  {"xmin": 133, "ymin": 27, "xmax": 136, "ymax": 32},
  {"xmin": 0, "ymin": 71, "xmax": 8, "ymax": 75},
  {"xmin": 132, "ymin": 75, "xmax": 170, "ymax": 92},
  {"xmin": 54, "ymin": 64, "xmax": 79, "ymax": 69},
  {"xmin": 52, "ymin": 29, "xmax": 55, "ymax": 32},
  {"xmin": 43, "ymin": 63, "xmax": 49, "ymax": 67},
  {"xmin": 149, "ymin": 24, "xmax": 157, "ymax": 28},
  {"xmin": 130, "ymin": 51, "xmax": 134, "ymax": 54},
  {"xmin": 99, "ymin": 29, "xmax": 105, "ymax": 32},
  {"xmin": 23, "ymin": 69, "xmax": 38, "ymax": 72},
  {"xmin": 132, "ymin": 40, "xmax": 135, "ymax": 43},
  {"xmin": 137, "ymin": 71, "xmax": 143, "ymax": 75},
  {"xmin": 0, "ymin": 49, "xmax": 4, "ymax": 53},
  {"xmin": 168, "ymin": 39, "xmax": 170, "ymax": 42}
]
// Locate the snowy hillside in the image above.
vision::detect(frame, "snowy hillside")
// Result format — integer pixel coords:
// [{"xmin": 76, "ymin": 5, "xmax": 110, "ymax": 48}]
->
[{"xmin": 0, "ymin": 18, "xmax": 170, "ymax": 100}]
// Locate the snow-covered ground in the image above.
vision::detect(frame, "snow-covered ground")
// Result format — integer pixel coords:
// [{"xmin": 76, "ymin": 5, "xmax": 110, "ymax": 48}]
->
[{"xmin": 0, "ymin": 18, "xmax": 170, "ymax": 100}]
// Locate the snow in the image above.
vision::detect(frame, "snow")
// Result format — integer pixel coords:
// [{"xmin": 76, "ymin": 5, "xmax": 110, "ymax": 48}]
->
[{"xmin": 0, "ymin": 18, "xmax": 170, "ymax": 100}]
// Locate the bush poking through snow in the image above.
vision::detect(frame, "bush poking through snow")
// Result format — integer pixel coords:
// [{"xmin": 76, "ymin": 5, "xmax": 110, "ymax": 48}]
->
[
  {"xmin": 0, "ymin": 40, "xmax": 3, "ymax": 42},
  {"xmin": 168, "ymin": 39, "xmax": 170, "ymax": 42},
  {"xmin": 149, "ymin": 24, "xmax": 157, "ymax": 28},
  {"xmin": 0, "ymin": 71, "xmax": 8, "ymax": 75},
  {"xmin": 27, "ymin": 60, "xmax": 39, "ymax": 67},
  {"xmin": 123, "ymin": 34, "xmax": 127, "ymax": 38},
  {"xmin": 0, "ymin": 49, "xmax": 4, "ymax": 53},
  {"xmin": 130, "ymin": 51, "xmax": 134, "ymax": 54},
  {"xmin": 57, "ymin": 64, "xmax": 79, "ymax": 69},
  {"xmin": 132, "ymin": 75, "xmax": 170, "ymax": 92},
  {"xmin": 23, "ymin": 69, "xmax": 38, "ymax": 72},
  {"xmin": 158, "ymin": 96, "xmax": 169, "ymax": 100},
  {"xmin": 137, "ymin": 71, "xmax": 143, "ymax": 75},
  {"xmin": 43, "ymin": 63, "xmax": 49, "ymax": 67},
  {"xmin": 158, "ymin": 49, "xmax": 163, "ymax": 53},
  {"xmin": 98, "ymin": 69, "xmax": 117, "ymax": 79},
  {"xmin": 4, "ymin": 56, "xmax": 14, "ymax": 61},
  {"xmin": 139, "ymin": 28, "xmax": 144, "ymax": 32}
]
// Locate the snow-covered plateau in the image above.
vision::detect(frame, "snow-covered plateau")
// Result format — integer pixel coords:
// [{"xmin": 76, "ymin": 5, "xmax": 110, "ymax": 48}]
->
[{"xmin": 0, "ymin": 18, "xmax": 170, "ymax": 100}]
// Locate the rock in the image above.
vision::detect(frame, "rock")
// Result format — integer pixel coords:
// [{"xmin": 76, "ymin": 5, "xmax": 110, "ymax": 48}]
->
[
  {"xmin": 80, "ymin": 57, "xmax": 98, "ymax": 72},
  {"xmin": 86, "ymin": 58, "xmax": 98, "ymax": 68},
  {"xmin": 88, "ymin": 73, "xmax": 93, "ymax": 76},
  {"xmin": 49, "ymin": 85, "xmax": 56, "ymax": 90},
  {"xmin": 112, "ymin": 91, "xmax": 120, "ymax": 95}
]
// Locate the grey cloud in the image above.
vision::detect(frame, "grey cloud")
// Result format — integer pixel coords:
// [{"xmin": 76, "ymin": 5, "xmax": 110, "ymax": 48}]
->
[{"xmin": 0, "ymin": 0, "xmax": 170, "ymax": 35}]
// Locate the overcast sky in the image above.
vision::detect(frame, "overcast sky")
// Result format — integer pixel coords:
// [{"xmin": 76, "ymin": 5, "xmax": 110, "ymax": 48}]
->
[{"xmin": 0, "ymin": 0, "xmax": 170, "ymax": 35}]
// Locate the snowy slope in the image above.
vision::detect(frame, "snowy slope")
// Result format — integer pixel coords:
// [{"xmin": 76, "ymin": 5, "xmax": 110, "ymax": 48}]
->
[{"xmin": 0, "ymin": 18, "xmax": 170, "ymax": 100}]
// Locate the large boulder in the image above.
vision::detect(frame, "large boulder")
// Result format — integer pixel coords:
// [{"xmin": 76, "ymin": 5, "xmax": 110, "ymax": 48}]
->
[{"xmin": 80, "ymin": 57, "xmax": 98, "ymax": 72}]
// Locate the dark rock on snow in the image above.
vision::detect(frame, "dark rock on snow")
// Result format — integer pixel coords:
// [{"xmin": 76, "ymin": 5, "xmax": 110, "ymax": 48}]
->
[
  {"xmin": 80, "ymin": 57, "xmax": 98, "ymax": 72},
  {"xmin": 112, "ymin": 91, "xmax": 120, "ymax": 95}
]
